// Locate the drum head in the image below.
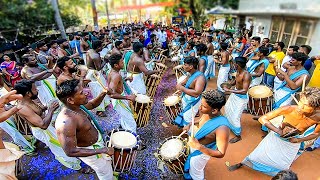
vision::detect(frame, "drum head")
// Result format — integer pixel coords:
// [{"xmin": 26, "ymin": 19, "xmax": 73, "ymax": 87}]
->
[
  {"xmin": 111, "ymin": 131, "xmax": 137, "ymax": 149},
  {"xmin": 248, "ymin": 85, "xmax": 273, "ymax": 98},
  {"xmin": 164, "ymin": 96, "xmax": 180, "ymax": 106},
  {"xmin": 177, "ymin": 75, "xmax": 187, "ymax": 84},
  {"xmin": 173, "ymin": 65, "xmax": 184, "ymax": 70},
  {"xmin": 135, "ymin": 94, "xmax": 151, "ymax": 103},
  {"xmin": 160, "ymin": 138, "xmax": 184, "ymax": 160},
  {"xmin": 172, "ymin": 56, "xmax": 180, "ymax": 61}
]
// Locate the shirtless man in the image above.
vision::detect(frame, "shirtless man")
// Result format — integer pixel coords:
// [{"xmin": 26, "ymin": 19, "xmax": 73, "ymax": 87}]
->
[
  {"xmin": 126, "ymin": 42, "xmax": 159, "ymax": 94},
  {"xmin": 174, "ymin": 57, "xmax": 206, "ymax": 127},
  {"xmin": 110, "ymin": 41, "xmax": 123, "ymax": 56},
  {"xmin": 273, "ymin": 52, "xmax": 310, "ymax": 109},
  {"xmin": 55, "ymin": 79, "xmax": 114, "ymax": 179},
  {"xmin": 20, "ymin": 54, "xmax": 56, "ymax": 106},
  {"xmin": 206, "ymin": 36, "xmax": 215, "ymax": 79},
  {"xmin": 223, "ymin": 57, "xmax": 251, "ymax": 143},
  {"xmin": 56, "ymin": 56, "xmax": 88, "ymax": 85},
  {"xmin": 86, "ymin": 40, "xmax": 108, "ymax": 71},
  {"xmin": 182, "ymin": 90, "xmax": 231, "ymax": 179},
  {"xmin": 228, "ymin": 87, "xmax": 320, "ymax": 176},
  {"xmin": 57, "ymin": 39, "xmax": 80, "ymax": 60},
  {"xmin": 122, "ymin": 32, "xmax": 132, "ymax": 50},
  {"xmin": 243, "ymin": 36, "xmax": 261, "ymax": 59},
  {"xmin": 14, "ymin": 80, "xmax": 82, "ymax": 170},
  {"xmin": 215, "ymin": 43, "xmax": 230, "ymax": 92},
  {"xmin": 107, "ymin": 54, "xmax": 137, "ymax": 132},
  {"xmin": 80, "ymin": 33, "xmax": 91, "ymax": 52}
]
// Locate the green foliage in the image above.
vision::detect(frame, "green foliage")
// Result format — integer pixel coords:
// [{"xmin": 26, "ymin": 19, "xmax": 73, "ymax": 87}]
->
[{"xmin": 0, "ymin": 0, "xmax": 81, "ymax": 30}]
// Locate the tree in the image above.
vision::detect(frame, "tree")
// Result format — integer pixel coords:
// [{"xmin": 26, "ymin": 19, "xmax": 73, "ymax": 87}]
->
[
  {"xmin": 51, "ymin": 0, "xmax": 66, "ymax": 38},
  {"xmin": 91, "ymin": 0, "xmax": 99, "ymax": 31}
]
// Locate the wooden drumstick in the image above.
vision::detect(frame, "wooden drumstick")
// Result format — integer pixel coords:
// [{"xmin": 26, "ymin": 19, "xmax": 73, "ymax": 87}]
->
[
  {"xmin": 173, "ymin": 90, "xmax": 181, "ymax": 95},
  {"xmin": 93, "ymin": 72, "xmax": 108, "ymax": 91},
  {"xmin": 108, "ymin": 130, "xmax": 114, "ymax": 147},
  {"xmin": 302, "ymin": 75, "xmax": 307, "ymax": 93},
  {"xmin": 191, "ymin": 105, "xmax": 195, "ymax": 138},
  {"xmin": 177, "ymin": 130, "xmax": 187, "ymax": 139},
  {"xmin": 277, "ymin": 60, "xmax": 281, "ymax": 68},
  {"xmin": 291, "ymin": 94, "xmax": 299, "ymax": 105}
]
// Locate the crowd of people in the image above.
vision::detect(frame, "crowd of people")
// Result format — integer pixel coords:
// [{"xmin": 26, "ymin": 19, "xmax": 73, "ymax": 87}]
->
[{"xmin": 0, "ymin": 19, "xmax": 320, "ymax": 180}]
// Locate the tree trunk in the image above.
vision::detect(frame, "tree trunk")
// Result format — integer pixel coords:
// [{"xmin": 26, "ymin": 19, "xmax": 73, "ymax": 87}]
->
[
  {"xmin": 91, "ymin": 0, "xmax": 99, "ymax": 31},
  {"xmin": 189, "ymin": 0, "xmax": 200, "ymax": 30},
  {"xmin": 105, "ymin": 0, "xmax": 110, "ymax": 27},
  {"xmin": 51, "ymin": 0, "xmax": 66, "ymax": 39}
]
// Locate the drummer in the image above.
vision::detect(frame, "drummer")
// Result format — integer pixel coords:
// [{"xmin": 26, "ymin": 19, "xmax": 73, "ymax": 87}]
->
[
  {"xmin": 107, "ymin": 54, "xmax": 137, "ymax": 133},
  {"xmin": 247, "ymin": 47, "xmax": 270, "ymax": 87},
  {"xmin": 183, "ymin": 90, "xmax": 231, "ymax": 179},
  {"xmin": 223, "ymin": 57, "xmax": 251, "ymax": 143},
  {"xmin": 55, "ymin": 79, "xmax": 114, "ymax": 179},
  {"xmin": 196, "ymin": 43, "xmax": 209, "ymax": 79},
  {"xmin": 273, "ymin": 52, "xmax": 310, "ymax": 109},
  {"xmin": 125, "ymin": 42, "xmax": 159, "ymax": 95},
  {"xmin": 174, "ymin": 57, "xmax": 206, "ymax": 127},
  {"xmin": 110, "ymin": 40, "xmax": 123, "ymax": 56},
  {"xmin": 215, "ymin": 43, "xmax": 231, "ymax": 92},
  {"xmin": 228, "ymin": 87, "xmax": 320, "ymax": 176},
  {"xmin": 56, "ymin": 56, "xmax": 87, "ymax": 85}
]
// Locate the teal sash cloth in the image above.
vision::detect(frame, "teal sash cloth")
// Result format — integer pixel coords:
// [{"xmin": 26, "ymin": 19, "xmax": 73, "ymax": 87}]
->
[
  {"xmin": 124, "ymin": 50, "xmax": 133, "ymax": 71},
  {"xmin": 247, "ymin": 58, "xmax": 269, "ymax": 79},
  {"xmin": 273, "ymin": 69, "xmax": 309, "ymax": 109}
]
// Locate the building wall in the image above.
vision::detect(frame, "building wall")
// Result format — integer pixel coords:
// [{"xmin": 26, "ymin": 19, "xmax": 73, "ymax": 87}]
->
[
  {"xmin": 250, "ymin": 16, "xmax": 272, "ymax": 39},
  {"xmin": 309, "ymin": 21, "xmax": 320, "ymax": 56},
  {"xmin": 239, "ymin": 0, "xmax": 320, "ymax": 12}
]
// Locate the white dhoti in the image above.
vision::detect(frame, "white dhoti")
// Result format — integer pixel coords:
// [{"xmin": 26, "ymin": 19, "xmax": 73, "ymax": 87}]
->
[
  {"xmin": 31, "ymin": 125, "xmax": 81, "ymax": 170},
  {"xmin": 79, "ymin": 133, "xmax": 113, "ymax": 180},
  {"xmin": 86, "ymin": 69, "xmax": 111, "ymax": 112},
  {"xmin": 111, "ymin": 93, "xmax": 137, "ymax": 133},
  {"xmin": 217, "ymin": 64, "xmax": 230, "ymax": 92},
  {"xmin": 224, "ymin": 93, "xmax": 248, "ymax": 136},
  {"xmin": 0, "ymin": 142, "xmax": 25, "ymax": 180},
  {"xmin": 189, "ymin": 147, "xmax": 211, "ymax": 180},
  {"xmin": 82, "ymin": 54, "xmax": 87, "ymax": 65},
  {"xmin": 127, "ymin": 72, "xmax": 147, "ymax": 95},
  {"xmin": 36, "ymin": 79, "xmax": 56, "ymax": 107},
  {"xmin": 273, "ymin": 77, "xmax": 283, "ymax": 91},
  {"xmin": 0, "ymin": 118, "xmax": 35, "ymax": 153},
  {"xmin": 250, "ymin": 76, "xmax": 263, "ymax": 88},
  {"xmin": 242, "ymin": 131, "xmax": 301, "ymax": 176},
  {"xmin": 205, "ymin": 55, "xmax": 215, "ymax": 79},
  {"xmin": 274, "ymin": 87, "xmax": 293, "ymax": 109},
  {"xmin": 181, "ymin": 94, "xmax": 202, "ymax": 124}
]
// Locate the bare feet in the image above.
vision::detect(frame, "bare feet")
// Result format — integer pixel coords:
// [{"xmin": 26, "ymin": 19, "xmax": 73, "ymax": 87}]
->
[
  {"xmin": 229, "ymin": 136, "xmax": 242, "ymax": 143},
  {"xmin": 228, "ymin": 163, "xmax": 243, "ymax": 171}
]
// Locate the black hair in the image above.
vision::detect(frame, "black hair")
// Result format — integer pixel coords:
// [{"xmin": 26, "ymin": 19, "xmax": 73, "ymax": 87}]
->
[
  {"xmin": 291, "ymin": 52, "xmax": 309, "ymax": 65},
  {"xmin": 300, "ymin": 45, "xmax": 312, "ymax": 55},
  {"xmin": 196, "ymin": 43, "xmax": 208, "ymax": 55},
  {"xmin": 69, "ymin": 34, "xmax": 74, "ymax": 41},
  {"xmin": 271, "ymin": 170, "xmax": 298, "ymax": 180},
  {"xmin": 14, "ymin": 79, "xmax": 34, "ymax": 96},
  {"xmin": 133, "ymin": 42, "xmax": 144, "ymax": 53},
  {"xmin": 57, "ymin": 39, "xmax": 68, "ymax": 45},
  {"xmin": 263, "ymin": 38, "xmax": 270, "ymax": 43},
  {"xmin": 207, "ymin": 36, "xmax": 213, "ymax": 42},
  {"xmin": 49, "ymin": 40, "xmax": 58, "ymax": 47},
  {"xmin": 179, "ymin": 37, "xmax": 186, "ymax": 43},
  {"xmin": 57, "ymin": 56, "xmax": 71, "ymax": 69},
  {"xmin": 150, "ymin": 34, "xmax": 156, "ymax": 39},
  {"xmin": 202, "ymin": 90, "xmax": 226, "ymax": 110},
  {"xmin": 115, "ymin": 41, "xmax": 122, "ymax": 48},
  {"xmin": 235, "ymin": 57, "xmax": 247, "ymax": 69},
  {"xmin": 276, "ymin": 42, "xmax": 285, "ymax": 50},
  {"xmin": 109, "ymin": 54, "xmax": 122, "ymax": 68},
  {"xmin": 92, "ymin": 40, "xmax": 103, "ymax": 50},
  {"xmin": 187, "ymin": 40, "xmax": 195, "ymax": 49},
  {"xmin": 37, "ymin": 41, "xmax": 46, "ymax": 49},
  {"xmin": 251, "ymin": 36, "xmax": 261, "ymax": 43},
  {"xmin": 220, "ymin": 43, "xmax": 228, "ymax": 50},
  {"xmin": 56, "ymin": 79, "xmax": 80, "ymax": 104},
  {"xmin": 289, "ymin": 45, "xmax": 299, "ymax": 52},
  {"xmin": 184, "ymin": 56, "xmax": 199, "ymax": 69},
  {"xmin": 258, "ymin": 47, "xmax": 269, "ymax": 56}
]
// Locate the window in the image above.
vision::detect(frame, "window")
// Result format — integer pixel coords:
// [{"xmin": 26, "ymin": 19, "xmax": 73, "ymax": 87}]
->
[{"xmin": 269, "ymin": 17, "xmax": 315, "ymax": 47}]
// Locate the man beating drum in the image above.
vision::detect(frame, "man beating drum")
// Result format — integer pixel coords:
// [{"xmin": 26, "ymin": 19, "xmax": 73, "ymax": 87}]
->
[
  {"xmin": 55, "ymin": 80, "xmax": 115, "ymax": 180},
  {"xmin": 174, "ymin": 57, "xmax": 206, "ymax": 127},
  {"xmin": 182, "ymin": 90, "xmax": 232, "ymax": 179}
]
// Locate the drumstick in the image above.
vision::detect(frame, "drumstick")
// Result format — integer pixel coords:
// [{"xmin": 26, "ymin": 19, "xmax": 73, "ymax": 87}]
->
[
  {"xmin": 277, "ymin": 60, "xmax": 281, "ymax": 68},
  {"xmin": 302, "ymin": 75, "xmax": 307, "ymax": 93},
  {"xmin": 92, "ymin": 72, "xmax": 108, "ymax": 91},
  {"xmin": 172, "ymin": 90, "xmax": 180, "ymax": 95},
  {"xmin": 291, "ymin": 94, "xmax": 299, "ymax": 105},
  {"xmin": 191, "ymin": 105, "xmax": 195, "ymax": 138},
  {"xmin": 108, "ymin": 130, "xmax": 114, "ymax": 147},
  {"xmin": 177, "ymin": 130, "xmax": 187, "ymax": 139}
]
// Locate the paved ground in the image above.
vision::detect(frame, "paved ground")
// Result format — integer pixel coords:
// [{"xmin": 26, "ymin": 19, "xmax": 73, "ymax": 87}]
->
[{"xmin": 2, "ymin": 62, "xmax": 320, "ymax": 179}]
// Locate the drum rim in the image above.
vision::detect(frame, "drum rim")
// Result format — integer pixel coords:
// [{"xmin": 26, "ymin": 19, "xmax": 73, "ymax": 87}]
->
[
  {"xmin": 248, "ymin": 85, "xmax": 273, "ymax": 99},
  {"xmin": 108, "ymin": 129, "xmax": 141, "ymax": 150},
  {"xmin": 135, "ymin": 94, "xmax": 151, "ymax": 103},
  {"xmin": 163, "ymin": 95, "xmax": 181, "ymax": 106},
  {"xmin": 157, "ymin": 136, "xmax": 186, "ymax": 161}
]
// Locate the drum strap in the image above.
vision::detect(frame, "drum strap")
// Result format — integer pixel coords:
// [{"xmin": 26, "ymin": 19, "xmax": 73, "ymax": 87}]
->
[
  {"xmin": 184, "ymin": 116, "xmax": 231, "ymax": 179},
  {"xmin": 123, "ymin": 50, "xmax": 133, "ymax": 71},
  {"xmin": 80, "ymin": 105, "xmax": 105, "ymax": 138}
]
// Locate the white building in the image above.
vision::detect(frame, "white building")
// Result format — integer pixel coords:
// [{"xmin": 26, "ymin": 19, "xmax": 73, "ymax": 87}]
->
[{"xmin": 211, "ymin": 0, "xmax": 320, "ymax": 56}]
